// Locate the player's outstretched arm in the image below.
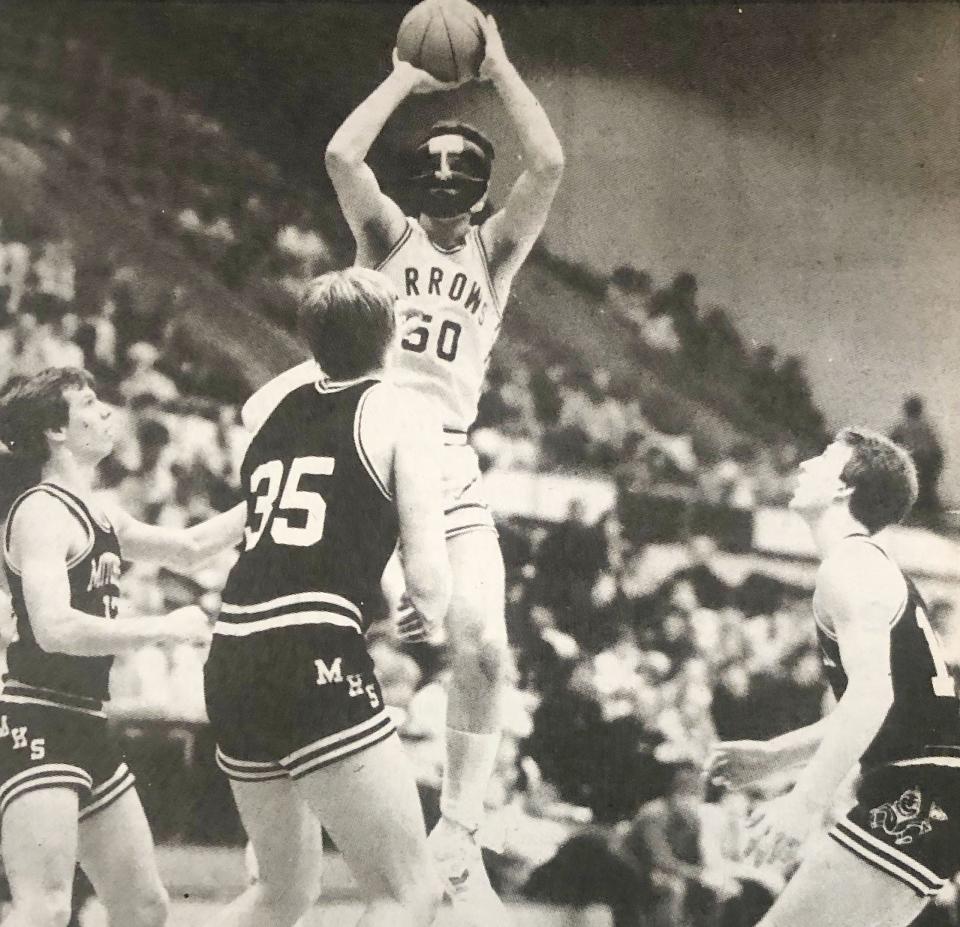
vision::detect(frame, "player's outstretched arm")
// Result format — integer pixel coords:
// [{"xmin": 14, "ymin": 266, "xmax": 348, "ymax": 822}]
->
[
  {"xmin": 13, "ymin": 495, "xmax": 210, "ymax": 656},
  {"xmin": 109, "ymin": 502, "xmax": 246, "ymax": 571},
  {"xmin": 479, "ymin": 15, "xmax": 564, "ymax": 280},
  {"xmin": 704, "ymin": 720, "xmax": 829, "ymax": 791},
  {"xmin": 326, "ymin": 56, "xmax": 459, "ymax": 264}
]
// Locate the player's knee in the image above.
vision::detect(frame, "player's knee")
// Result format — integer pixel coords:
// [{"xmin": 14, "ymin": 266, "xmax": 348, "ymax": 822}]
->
[
  {"xmin": 19, "ymin": 888, "xmax": 74, "ymax": 927},
  {"xmin": 128, "ymin": 881, "xmax": 169, "ymax": 927},
  {"xmin": 452, "ymin": 621, "xmax": 509, "ymax": 685}
]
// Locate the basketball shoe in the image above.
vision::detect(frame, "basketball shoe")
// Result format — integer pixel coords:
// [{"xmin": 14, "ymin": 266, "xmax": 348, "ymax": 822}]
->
[{"xmin": 428, "ymin": 816, "xmax": 510, "ymax": 925}]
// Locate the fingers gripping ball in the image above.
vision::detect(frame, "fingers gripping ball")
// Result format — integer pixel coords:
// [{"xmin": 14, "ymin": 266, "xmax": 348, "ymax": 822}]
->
[{"xmin": 396, "ymin": 0, "xmax": 485, "ymax": 84}]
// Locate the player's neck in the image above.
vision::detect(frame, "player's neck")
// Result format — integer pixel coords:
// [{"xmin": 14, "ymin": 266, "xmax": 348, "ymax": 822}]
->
[
  {"xmin": 41, "ymin": 451, "xmax": 98, "ymax": 498},
  {"xmin": 421, "ymin": 213, "xmax": 470, "ymax": 249},
  {"xmin": 808, "ymin": 505, "xmax": 869, "ymax": 558}
]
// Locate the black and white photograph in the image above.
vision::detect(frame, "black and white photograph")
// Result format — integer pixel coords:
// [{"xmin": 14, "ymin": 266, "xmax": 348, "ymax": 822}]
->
[{"xmin": 0, "ymin": 2, "xmax": 956, "ymax": 925}]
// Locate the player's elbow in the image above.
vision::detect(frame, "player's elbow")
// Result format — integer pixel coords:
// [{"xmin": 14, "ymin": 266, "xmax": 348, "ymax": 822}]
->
[
  {"xmin": 405, "ymin": 561, "xmax": 451, "ymax": 626},
  {"xmin": 325, "ymin": 141, "xmax": 361, "ymax": 177},
  {"xmin": 33, "ymin": 619, "xmax": 72, "ymax": 656},
  {"xmin": 532, "ymin": 145, "xmax": 565, "ymax": 180}
]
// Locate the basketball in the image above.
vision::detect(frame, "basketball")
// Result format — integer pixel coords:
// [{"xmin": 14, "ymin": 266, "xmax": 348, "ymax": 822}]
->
[{"xmin": 396, "ymin": 0, "xmax": 486, "ymax": 84}]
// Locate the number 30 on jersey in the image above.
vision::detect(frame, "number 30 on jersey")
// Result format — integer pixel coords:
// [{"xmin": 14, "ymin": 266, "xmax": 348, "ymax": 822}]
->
[{"xmin": 245, "ymin": 456, "xmax": 334, "ymax": 550}]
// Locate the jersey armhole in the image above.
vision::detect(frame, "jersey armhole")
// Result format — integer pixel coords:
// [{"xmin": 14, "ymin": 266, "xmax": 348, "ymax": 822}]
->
[
  {"xmin": 354, "ymin": 387, "xmax": 393, "ymax": 501},
  {"xmin": 3, "ymin": 485, "xmax": 94, "ymax": 576},
  {"xmin": 474, "ymin": 226, "xmax": 504, "ymax": 320},
  {"xmin": 374, "ymin": 219, "xmax": 414, "ymax": 272}
]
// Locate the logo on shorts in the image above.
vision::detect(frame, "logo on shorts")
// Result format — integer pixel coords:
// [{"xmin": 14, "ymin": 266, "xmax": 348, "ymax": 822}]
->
[{"xmin": 869, "ymin": 788, "xmax": 949, "ymax": 846}]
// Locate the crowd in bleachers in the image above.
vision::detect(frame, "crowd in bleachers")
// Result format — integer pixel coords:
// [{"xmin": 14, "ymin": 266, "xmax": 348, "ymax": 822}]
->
[{"xmin": 2, "ymin": 24, "xmax": 959, "ymax": 925}]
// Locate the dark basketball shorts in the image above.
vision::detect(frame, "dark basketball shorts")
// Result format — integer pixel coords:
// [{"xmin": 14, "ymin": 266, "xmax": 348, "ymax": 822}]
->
[
  {"xmin": 204, "ymin": 620, "xmax": 396, "ymax": 783},
  {"xmin": 829, "ymin": 757, "xmax": 960, "ymax": 898},
  {"xmin": 0, "ymin": 693, "xmax": 135, "ymax": 823}
]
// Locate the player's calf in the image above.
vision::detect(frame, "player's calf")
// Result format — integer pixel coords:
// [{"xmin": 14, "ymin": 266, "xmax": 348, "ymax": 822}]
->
[
  {"xmin": 111, "ymin": 882, "xmax": 169, "ymax": 927},
  {"xmin": 6, "ymin": 889, "xmax": 74, "ymax": 927}
]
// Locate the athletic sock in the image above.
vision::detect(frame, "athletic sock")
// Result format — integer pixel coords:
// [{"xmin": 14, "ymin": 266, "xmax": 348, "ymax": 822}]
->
[{"xmin": 440, "ymin": 727, "xmax": 502, "ymax": 833}]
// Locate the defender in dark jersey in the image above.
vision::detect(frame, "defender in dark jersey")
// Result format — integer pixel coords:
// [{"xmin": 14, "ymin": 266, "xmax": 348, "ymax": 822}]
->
[
  {"xmin": 0, "ymin": 367, "xmax": 245, "ymax": 927},
  {"xmin": 205, "ymin": 268, "xmax": 450, "ymax": 927},
  {"xmin": 706, "ymin": 428, "xmax": 960, "ymax": 927}
]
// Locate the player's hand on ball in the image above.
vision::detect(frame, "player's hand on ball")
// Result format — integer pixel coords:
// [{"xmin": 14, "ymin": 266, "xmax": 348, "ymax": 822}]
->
[
  {"xmin": 704, "ymin": 739, "xmax": 778, "ymax": 790},
  {"xmin": 166, "ymin": 605, "xmax": 213, "ymax": 644},
  {"xmin": 394, "ymin": 595, "xmax": 436, "ymax": 643},
  {"xmin": 478, "ymin": 15, "xmax": 510, "ymax": 82},
  {"xmin": 392, "ymin": 49, "xmax": 463, "ymax": 94}
]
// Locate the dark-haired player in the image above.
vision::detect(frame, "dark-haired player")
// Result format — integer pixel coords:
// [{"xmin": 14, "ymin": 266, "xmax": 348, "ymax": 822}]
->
[
  {"xmin": 0, "ymin": 366, "xmax": 245, "ymax": 927},
  {"xmin": 325, "ymin": 16, "xmax": 563, "ymax": 920},
  {"xmin": 706, "ymin": 428, "xmax": 960, "ymax": 927},
  {"xmin": 205, "ymin": 268, "xmax": 450, "ymax": 927}
]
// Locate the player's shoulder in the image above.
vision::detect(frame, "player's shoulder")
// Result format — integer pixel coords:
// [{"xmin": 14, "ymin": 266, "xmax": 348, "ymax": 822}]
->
[
  {"xmin": 817, "ymin": 538, "xmax": 905, "ymax": 608},
  {"xmin": 8, "ymin": 487, "xmax": 81, "ymax": 539},
  {"xmin": 819, "ymin": 538, "xmax": 893, "ymax": 583},
  {"xmin": 364, "ymin": 380, "xmax": 440, "ymax": 431}
]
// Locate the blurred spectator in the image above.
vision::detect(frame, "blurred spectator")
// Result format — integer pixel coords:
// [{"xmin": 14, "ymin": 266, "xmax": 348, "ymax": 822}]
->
[
  {"xmin": 120, "ymin": 341, "xmax": 178, "ymax": 404},
  {"xmin": 622, "ymin": 759, "xmax": 740, "ymax": 927},
  {"xmin": 535, "ymin": 499, "xmax": 608, "ymax": 636},
  {"xmin": 890, "ymin": 395, "xmax": 944, "ymax": 523}
]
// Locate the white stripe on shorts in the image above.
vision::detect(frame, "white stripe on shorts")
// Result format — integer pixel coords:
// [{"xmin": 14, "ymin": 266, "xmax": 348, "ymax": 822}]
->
[
  {"xmin": 214, "ymin": 610, "xmax": 362, "ymax": 637},
  {"xmin": 221, "ymin": 591, "xmax": 361, "ymax": 620},
  {"xmin": 80, "ymin": 764, "xmax": 136, "ymax": 820},
  {"xmin": 830, "ymin": 819, "xmax": 946, "ymax": 897}
]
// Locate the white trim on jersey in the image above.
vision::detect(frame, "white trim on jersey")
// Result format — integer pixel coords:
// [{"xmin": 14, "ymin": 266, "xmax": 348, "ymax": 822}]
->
[
  {"xmin": 315, "ymin": 374, "xmax": 378, "ymax": 395},
  {"xmin": 214, "ymin": 610, "xmax": 362, "ymax": 638},
  {"xmin": 3, "ymin": 483, "xmax": 96, "ymax": 576},
  {"xmin": 0, "ymin": 693, "xmax": 107, "ymax": 718},
  {"xmin": 221, "ymin": 591, "xmax": 362, "ymax": 620},
  {"xmin": 892, "ymin": 756, "xmax": 960, "ymax": 769},
  {"xmin": 353, "ymin": 386, "xmax": 392, "ymax": 500}
]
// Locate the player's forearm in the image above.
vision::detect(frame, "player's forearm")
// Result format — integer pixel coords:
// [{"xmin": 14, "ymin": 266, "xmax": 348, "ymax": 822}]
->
[
  {"xmin": 402, "ymin": 552, "xmax": 451, "ymax": 628},
  {"xmin": 180, "ymin": 503, "xmax": 246, "ymax": 564},
  {"xmin": 789, "ymin": 683, "xmax": 893, "ymax": 810},
  {"xmin": 36, "ymin": 610, "xmax": 173, "ymax": 657},
  {"xmin": 766, "ymin": 715, "xmax": 831, "ymax": 766},
  {"xmin": 488, "ymin": 62, "xmax": 564, "ymax": 175},
  {"xmin": 326, "ymin": 70, "xmax": 419, "ymax": 168}
]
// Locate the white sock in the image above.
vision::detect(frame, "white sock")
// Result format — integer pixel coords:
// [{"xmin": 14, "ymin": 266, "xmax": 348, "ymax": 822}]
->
[{"xmin": 440, "ymin": 727, "xmax": 501, "ymax": 833}]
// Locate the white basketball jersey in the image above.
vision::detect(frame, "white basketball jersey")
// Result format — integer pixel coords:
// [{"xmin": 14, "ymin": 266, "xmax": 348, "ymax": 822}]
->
[{"xmin": 376, "ymin": 218, "xmax": 505, "ymax": 433}]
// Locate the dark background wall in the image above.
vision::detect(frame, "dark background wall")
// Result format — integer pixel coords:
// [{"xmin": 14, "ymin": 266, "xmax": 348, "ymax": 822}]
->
[{"xmin": 22, "ymin": 1, "xmax": 959, "ymax": 497}]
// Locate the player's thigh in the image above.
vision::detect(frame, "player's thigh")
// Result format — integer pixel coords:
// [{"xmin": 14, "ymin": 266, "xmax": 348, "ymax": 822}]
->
[
  {"xmin": 78, "ymin": 786, "xmax": 166, "ymax": 913},
  {"xmin": 292, "ymin": 734, "xmax": 434, "ymax": 899},
  {"xmin": 760, "ymin": 834, "xmax": 927, "ymax": 927},
  {"xmin": 230, "ymin": 776, "xmax": 323, "ymax": 895},
  {"xmin": 445, "ymin": 528, "xmax": 505, "ymax": 642},
  {"xmin": 2, "ymin": 787, "xmax": 79, "ymax": 900}
]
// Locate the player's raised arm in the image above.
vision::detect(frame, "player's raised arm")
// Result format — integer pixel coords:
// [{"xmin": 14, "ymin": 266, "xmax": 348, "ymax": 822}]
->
[
  {"xmin": 14, "ymin": 494, "xmax": 209, "ymax": 656},
  {"xmin": 326, "ymin": 56, "xmax": 460, "ymax": 264},
  {"xmin": 479, "ymin": 15, "xmax": 564, "ymax": 281},
  {"xmin": 109, "ymin": 502, "xmax": 246, "ymax": 572}
]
